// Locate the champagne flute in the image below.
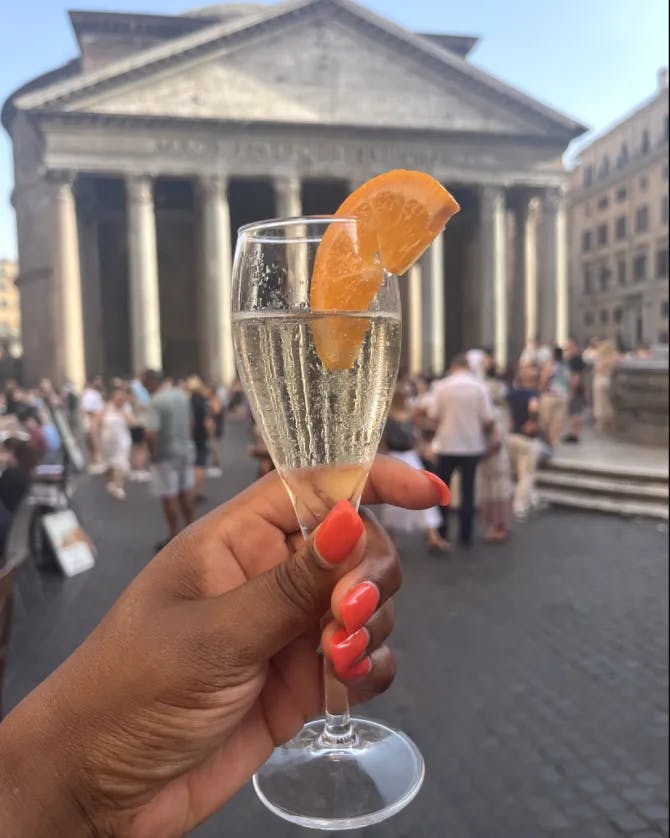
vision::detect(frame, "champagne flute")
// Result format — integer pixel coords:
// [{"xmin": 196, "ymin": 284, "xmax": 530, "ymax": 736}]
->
[{"xmin": 231, "ymin": 215, "xmax": 424, "ymax": 830}]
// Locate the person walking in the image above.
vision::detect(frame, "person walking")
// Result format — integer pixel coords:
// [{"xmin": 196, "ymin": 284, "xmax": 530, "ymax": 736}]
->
[
  {"xmin": 205, "ymin": 383, "xmax": 225, "ymax": 477},
  {"xmin": 539, "ymin": 346, "xmax": 569, "ymax": 450},
  {"xmin": 81, "ymin": 375, "xmax": 105, "ymax": 472},
  {"xmin": 429, "ymin": 354, "xmax": 494, "ymax": 546},
  {"xmin": 478, "ymin": 369, "xmax": 513, "ymax": 543},
  {"xmin": 563, "ymin": 337, "xmax": 586, "ymax": 443},
  {"xmin": 143, "ymin": 370, "xmax": 195, "ymax": 549},
  {"xmin": 187, "ymin": 376, "xmax": 211, "ymax": 505},
  {"xmin": 100, "ymin": 386, "xmax": 132, "ymax": 501},
  {"xmin": 507, "ymin": 364, "xmax": 543, "ymax": 520},
  {"xmin": 128, "ymin": 377, "xmax": 151, "ymax": 482}
]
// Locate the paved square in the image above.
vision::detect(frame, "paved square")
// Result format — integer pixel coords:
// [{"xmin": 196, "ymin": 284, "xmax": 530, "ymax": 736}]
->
[{"xmin": 5, "ymin": 424, "xmax": 668, "ymax": 837}]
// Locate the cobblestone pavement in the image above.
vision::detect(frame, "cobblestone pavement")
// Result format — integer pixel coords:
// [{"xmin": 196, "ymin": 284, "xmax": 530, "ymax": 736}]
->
[{"xmin": 5, "ymin": 423, "xmax": 669, "ymax": 838}]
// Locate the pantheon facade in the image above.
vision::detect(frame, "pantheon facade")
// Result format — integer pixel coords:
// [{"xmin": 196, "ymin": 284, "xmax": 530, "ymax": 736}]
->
[{"xmin": 3, "ymin": 0, "xmax": 584, "ymax": 387}]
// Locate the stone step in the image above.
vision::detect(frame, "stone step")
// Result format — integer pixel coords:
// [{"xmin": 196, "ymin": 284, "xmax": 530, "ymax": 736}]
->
[
  {"xmin": 545, "ymin": 457, "xmax": 668, "ymax": 483},
  {"xmin": 538, "ymin": 488, "xmax": 669, "ymax": 520},
  {"xmin": 536, "ymin": 470, "xmax": 669, "ymax": 500}
]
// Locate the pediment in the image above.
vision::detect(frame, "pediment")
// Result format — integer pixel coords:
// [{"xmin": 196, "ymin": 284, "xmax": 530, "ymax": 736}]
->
[
  {"xmin": 15, "ymin": 0, "xmax": 584, "ymax": 140},
  {"xmin": 67, "ymin": 16, "xmax": 544, "ymax": 135}
]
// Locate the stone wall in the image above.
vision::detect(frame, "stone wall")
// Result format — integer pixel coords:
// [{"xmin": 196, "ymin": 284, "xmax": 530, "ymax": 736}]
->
[{"xmin": 610, "ymin": 358, "xmax": 669, "ymax": 445}]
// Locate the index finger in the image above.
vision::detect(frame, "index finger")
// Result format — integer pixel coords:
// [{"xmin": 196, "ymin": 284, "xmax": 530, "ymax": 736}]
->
[
  {"xmin": 361, "ymin": 455, "xmax": 446, "ymax": 509},
  {"xmin": 220, "ymin": 456, "xmax": 444, "ymax": 534}
]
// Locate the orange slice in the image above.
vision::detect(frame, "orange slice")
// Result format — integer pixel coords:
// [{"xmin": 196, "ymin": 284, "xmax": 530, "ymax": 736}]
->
[{"xmin": 310, "ymin": 170, "xmax": 460, "ymax": 370}]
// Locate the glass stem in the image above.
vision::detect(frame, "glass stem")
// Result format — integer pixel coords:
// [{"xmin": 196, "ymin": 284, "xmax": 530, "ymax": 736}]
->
[
  {"xmin": 320, "ymin": 655, "xmax": 356, "ymax": 747},
  {"xmin": 318, "ymin": 614, "xmax": 356, "ymax": 748}
]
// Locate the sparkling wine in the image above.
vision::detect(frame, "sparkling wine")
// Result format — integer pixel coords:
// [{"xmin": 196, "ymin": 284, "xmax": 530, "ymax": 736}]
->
[{"xmin": 233, "ymin": 310, "xmax": 401, "ymax": 532}]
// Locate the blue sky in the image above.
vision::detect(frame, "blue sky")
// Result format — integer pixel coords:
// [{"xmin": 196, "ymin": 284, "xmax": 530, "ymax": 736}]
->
[{"xmin": 0, "ymin": 0, "xmax": 668, "ymax": 258}]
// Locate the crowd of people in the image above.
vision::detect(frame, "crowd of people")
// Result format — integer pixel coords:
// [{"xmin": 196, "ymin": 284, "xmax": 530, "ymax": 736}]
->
[
  {"xmin": 0, "ymin": 373, "xmax": 233, "ymax": 550},
  {"xmin": 0, "ymin": 332, "xmax": 642, "ymax": 556},
  {"xmin": 377, "ymin": 334, "xmax": 633, "ymax": 551}
]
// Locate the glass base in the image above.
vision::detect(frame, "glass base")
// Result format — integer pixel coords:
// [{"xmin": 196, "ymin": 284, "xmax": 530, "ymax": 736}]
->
[{"xmin": 252, "ymin": 717, "xmax": 424, "ymax": 830}]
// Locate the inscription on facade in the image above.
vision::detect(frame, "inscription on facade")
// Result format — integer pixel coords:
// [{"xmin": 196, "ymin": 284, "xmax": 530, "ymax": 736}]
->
[{"xmin": 150, "ymin": 135, "xmax": 497, "ymax": 173}]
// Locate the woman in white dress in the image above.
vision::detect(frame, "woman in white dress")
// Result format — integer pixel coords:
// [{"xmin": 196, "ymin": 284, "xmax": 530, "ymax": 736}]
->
[
  {"xmin": 478, "ymin": 375, "xmax": 513, "ymax": 543},
  {"xmin": 100, "ymin": 387, "xmax": 132, "ymax": 500},
  {"xmin": 380, "ymin": 387, "xmax": 450, "ymax": 551}
]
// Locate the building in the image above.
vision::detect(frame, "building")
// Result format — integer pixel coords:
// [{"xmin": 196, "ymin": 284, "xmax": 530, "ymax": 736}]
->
[
  {"xmin": 0, "ymin": 259, "xmax": 21, "ymax": 358},
  {"xmin": 568, "ymin": 70, "xmax": 669, "ymax": 350},
  {"xmin": 2, "ymin": 0, "xmax": 584, "ymax": 387}
]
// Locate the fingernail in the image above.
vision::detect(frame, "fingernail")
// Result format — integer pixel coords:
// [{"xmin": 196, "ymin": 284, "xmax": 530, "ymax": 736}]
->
[
  {"xmin": 341, "ymin": 656, "xmax": 372, "ymax": 680},
  {"xmin": 315, "ymin": 501, "xmax": 364, "ymax": 564},
  {"xmin": 329, "ymin": 627, "xmax": 369, "ymax": 674},
  {"xmin": 421, "ymin": 470, "xmax": 451, "ymax": 506},
  {"xmin": 341, "ymin": 582, "xmax": 380, "ymax": 634}
]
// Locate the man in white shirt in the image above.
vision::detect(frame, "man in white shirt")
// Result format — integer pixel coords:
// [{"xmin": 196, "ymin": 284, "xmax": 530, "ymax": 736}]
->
[{"xmin": 428, "ymin": 354, "xmax": 495, "ymax": 546}]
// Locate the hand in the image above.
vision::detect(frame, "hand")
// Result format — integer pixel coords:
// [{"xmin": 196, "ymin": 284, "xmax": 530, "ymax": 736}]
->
[{"xmin": 0, "ymin": 457, "xmax": 444, "ymax": 838}]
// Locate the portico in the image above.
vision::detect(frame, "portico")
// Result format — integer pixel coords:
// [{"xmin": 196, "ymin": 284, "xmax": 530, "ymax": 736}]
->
[{"xmin": 3, "ymin": 0, "xmax": 584, "ymax": 386}]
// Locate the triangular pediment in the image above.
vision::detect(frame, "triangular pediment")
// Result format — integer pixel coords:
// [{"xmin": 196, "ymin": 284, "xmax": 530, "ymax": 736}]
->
[{"xmin": 15, "ymin": 0, "xmax": 584, "ymax": 139}]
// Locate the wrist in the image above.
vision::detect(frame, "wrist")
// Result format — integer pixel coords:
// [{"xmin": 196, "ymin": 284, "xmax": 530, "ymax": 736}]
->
[{"xmin": 0, "ymin": 693, "xmax": 97, "ymax": 837}]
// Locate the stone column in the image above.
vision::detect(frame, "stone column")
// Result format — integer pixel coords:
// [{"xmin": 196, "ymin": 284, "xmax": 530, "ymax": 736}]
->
[
  {"xmin": 429, "ymin": 232, "xmax": 445, "ymax": 373},
  {"xmin": 541, "ymin": 187, "xmax": 568, "ymax": 345},
  {"xmin": 480, "ymin": 185, "xmax": 508, "ymax": 367},
  {"xmin": 273, "ymin": 175, "xmax": 302, "ymax": 218},
  {"xmin": 200, "ymin": 175, "xmax": 235, "ymax": 385},
  {"xmin": 407, "ymin": 261, "xmax": 423, "ymax": 374},
  {"xmin": 126, "ymin": 175, "xmax": 162, "ymax": 373},
  {"xmin": 274, "ymin": 175, "xmax": 309, "ymax": 306},
  {"xmin": 52, "ymin": 172, "xmax": 86, "ymax": 387},
  {"xmin": 512, "ymin": 194, "xmax": 539, "ymax": 360}
]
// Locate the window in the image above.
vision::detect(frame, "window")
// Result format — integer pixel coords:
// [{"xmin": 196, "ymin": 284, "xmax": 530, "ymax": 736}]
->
[
  {"xmin": 657, "ymin": 247, "xmax": 669, "ymax": 278},
  {"xmin": 617, "ymin": 143, "xmax": 629, "ymax": 168},
  {"xmin": 617, "ymin": 258, "xmax": 627, "ymax": 286},
  {"xmin": 597, "ymin": 223, "xmax": 608, "ymax": 246},
  {"xmin": 616, "ymin": 186, "xmax": 627, "ymax": 202},
  {"xmin": 582, "ymin": 230, "xmax": 592, "ymax": 252},
  {"xmin": 599, "ymin": 156, "xmax": 610, "ymax": 178},
  {"xmin": 599, "ymin": 264, "xmax": 611, "ymax": 291},
  {"xmin": 636, "ymin": 206, "xmax": 649, "ymax": 233},
  {"xmin": 584, "ymin": 311, "xmax": 594, "ymax": 326},
  {"xmin": 597, "ymin": 195, "xmax": 609, "ymax": 211},
  {"xmin": 662, "ymin": 195, "xmax": 669, "ymax": 225},
  {"xmin": 614, "ymin": 308, "xmax": 623, "ymax": 324},
  {"xmin": 639, "ymin": 175, "xmax": 649, "ymax": 191},
  {"xmin": 583, "ymin": 165, "xmax": 594, "ymax": 187},
  {"xmin": 662, "ymin": 301, "xmax": 669, "ymax": 319},
  {"xmin": 615, "ymin": 216, "xmax": 627, "ymax": 240},
  {"xmin": 583, "ymin": 265, "xmax": 593, "ymax": 293},
  {"xmin": 600, "ymin": 309, "xmax": 609, "ymax": 324},
  {"xmin": 633, "ymin": 252, "xmax": 647, "ymax": 282},
  {"xmin": 641, "ymin": 129, "xmax": 650, "ymax": 154}
]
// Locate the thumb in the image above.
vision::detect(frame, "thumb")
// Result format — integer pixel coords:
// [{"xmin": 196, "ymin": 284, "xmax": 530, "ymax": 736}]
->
[{"xmin": 209, "ymin": 501, "xmax": 366, "ymax": 664}]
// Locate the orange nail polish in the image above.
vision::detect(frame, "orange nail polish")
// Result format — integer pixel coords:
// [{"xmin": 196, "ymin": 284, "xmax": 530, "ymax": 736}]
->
[
  {"xmin": 421, "ymin": 470, "xmax": 451, "ymax": 506},
  {"xmin": 341, "ymin": 656, "xmax": 372, "ymax": 680},
  {"xmin": 341, "ymin": 582, "xmax": 380, "ymax": 634},
  {"xmin": 329, "ymin": 627, "xmax": 369, "ymax": 674},
  {"xmin": 315, "ymin": 501, "xmax": 364, "ymax": 564}
]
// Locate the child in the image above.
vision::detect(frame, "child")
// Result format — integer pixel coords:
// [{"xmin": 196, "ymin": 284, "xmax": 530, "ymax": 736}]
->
[{"xmin": 380, "ymin": 387, "xmax": 450, "ymax": 551}]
